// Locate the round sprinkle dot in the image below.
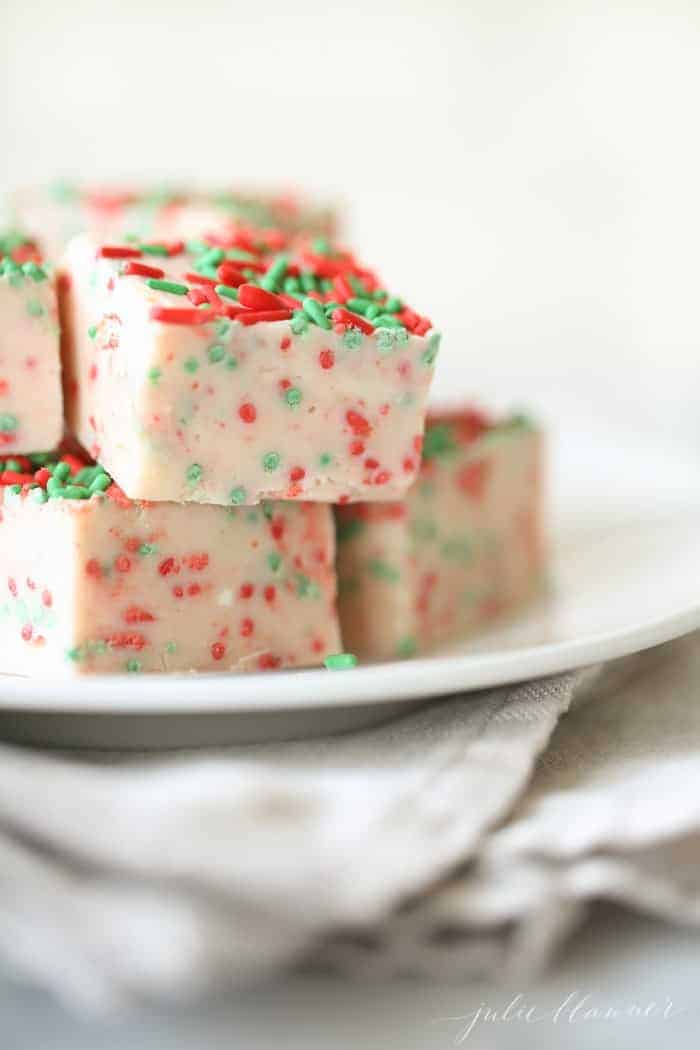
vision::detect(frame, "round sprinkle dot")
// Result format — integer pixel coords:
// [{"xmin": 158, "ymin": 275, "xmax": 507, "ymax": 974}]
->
[
  {"xmin": 324, "ymin": 653, "xmax": 358, "ymax": 670},
  {"xmin": 211, "ymin": 642, "xmax": 226, "ymax": 661},
  {"xmin": 184, "ymin": 357, "xmax": 199, "ymax": 373},
  {"xmin": 262, "ymin": 451, "xmax": 281, "ymax": 472},
  {"xmin": 285, "ymin": 387, "xmax": 302, "ymax": 408},
  {"xmin": 319, "ymin": 452, "xmax": 332, "ymax": 468},
  {"xmin": 186, "ymin": 463, "xmax": 203, "ymax": 484},
  {"xmin": 207, "ymin": 343, "xmax": 226, "ymax": 364},
  {"xmin": 229, "ymin": 485, "xmax": 247, "ymax": 505},
  {"xmin": 239, "ymin": 402, "xmax": 257, "ymax": 424},
  {"xmin": 319, "ymin": 348, "xmax": 335, "ymax": 369},
  {"xmin": 126, "ymin": 659, "xmax": 142, "ymax": 672}
]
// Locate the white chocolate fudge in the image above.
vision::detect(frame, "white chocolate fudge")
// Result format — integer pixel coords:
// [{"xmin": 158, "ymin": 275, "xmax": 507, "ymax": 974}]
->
[
  {"xmin": 0, "ymin": 452, "xmax": 340, "ymax": 675},
  {"xmin": 11, "ymin": 183, "xmax": 336, "ymax": 260},
  {"xmin": 0, "ymin": 235, "xmax": 62, "ymax": 454},
  {"xmin": 336, "ymin": 410, "xmax": 545, "ymax": 660},
  {"xmin": 60, "ymin": 230, "xmax": 439, "ymax": 505}
]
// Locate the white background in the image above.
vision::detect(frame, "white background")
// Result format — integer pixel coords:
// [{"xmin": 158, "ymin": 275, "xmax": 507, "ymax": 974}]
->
[{"xmin": 2, "ymin": 0, "xmax": 700, "ymax": 446}]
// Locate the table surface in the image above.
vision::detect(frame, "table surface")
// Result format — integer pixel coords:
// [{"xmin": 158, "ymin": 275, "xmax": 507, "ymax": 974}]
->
[{"xmin": 3, "ymin": 906, "xmax": 699, "ymax": 1050}]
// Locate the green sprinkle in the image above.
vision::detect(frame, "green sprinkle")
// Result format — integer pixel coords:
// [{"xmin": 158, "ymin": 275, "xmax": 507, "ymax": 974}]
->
[
  {"xmin": 373, "ymin": 314, "xmax": 401, "ymax": 327},
  {"xmin": 138, "ymin": 543, "xmax": 157, "ymax": 556},
  {"xmin": 215, "ymin": 283, "xmax": 239, "ymax": 301},
  {"xmin": 336, "ymin": 516, "xmax": 365, "ymax": 542},
  {"xmin": 186, "ymin": 463, "xmax": 203, "ymax": 484},
  {"xmin": 422, "ymin": 423, "xmax": 457, "ymax": 460},
  {"xmin": 346, "ymin": 297, "xmax": 372, "ymax": 315},
  {"xmin": 285, "ymin": 386, "xmax": 302, "ymax": 408},
  {"xmin": 88, "ymin": 325, "xmax": 98, "ymax": 339},
  {"xmin": 147, "ymin": 366, "xmax": 162, "ymax": 384},
  {"xmin": 89, "ymin": 473, "xmax": 112, "ymax": 494},
  {"xmin": 63, "ymin": 485, "xmax": 90, "ymax": 499},
  {"xmin": 27, "ymin": 299, "xmax": 44, "ymax": 318},
  {"xmin": 147, "ymin": 278, "xmax": 188, "ymax": 295},
  {"xmin": 165, "ymin": 641, "xmax": 177, "ymax": 654},
  {"xmin": 284, "ymin": 276, "xmax": 301, "ymax": 294},
  {"xmin": 267, "ymin": 551, "xmax": 282, "ymax": 572},
  {"xmin": 422, "ymin": 331, "xmax": 441, "ymax": 366},
  {"xmin": 319, "ymin": 451, "xmax": 333, "ymax": 468},
  {"xmin": 52, "ymin": 462, "xmax": 71, "ymax": 482},
  {"xmin": 300, "ymin": 271, "xmax": 318, "ymax": 293},
  {"xmin": 199, "ymin": 247, "xmax": 225, "ymax": 268},
  {"xmin": 376, "ymin": 329, "xmax": 395, "ymax": 354},
  {"xmin": 0, "ymin": 413, "xmax": 18, "ymax": 432},
  {"xmin": 140, "ymin": 243, "xmax": 170, "ymax": 256},
  {"xmin": 215, "ymin": 318, "xmax": 231, "ymax": 338},
  {"xmin": 22, "ymin": 261, "xmax": 47, "ymax": 282},
  {"xmin": 261, "ymin": 501, "xmax": 274, "ymax": 520},
  {"xmin": 342, "ymin": 328, "xmax": 363, "ymax": 350},
  {"xmin": 229, "ymin": 485, "xmax": 247, "ymax": 505},
  {"xmin": 207, "ymin": 343, "xmax": 226, "ymax": 364},
  {"xmin": 368, "ymin": 558, "xmax": 400, "ymax": 583},
  {"xmin": 324, "ymin": 652, "xmax": 358, "ymax": 670},
  {"xmin": 260, "ymin": 254, "xmax": 288, "ymax": 292},
  {"xmin": 31, "ymin": 487, "xmax": 49, "ymax": 504},
  {"xmin": 262, "ymin": 451, "xmax": 281, "ymax": 472},
  {"xmin": 384, "ymin": 296, "xmax": 402, "ymax": 312},
  {"xmin": 66, "ymin": 647, "xmax": 82, "ymax": 662},
  {"xmin": 397, "ymin": 637, "xmax": 417, "ymax": 658},
  {"xmin": 126, "ymin": 659, "xmax": 142, "ymax": 673},
  {"xmin": 290, "ymin": 310, "xmax": 308, "ymax": 335},
  {"xmin": 183, "ymin": 357, "xmax": 199, "ymax": 373},
  {"xmin": 302, "ymin": 297, "xmax": 331, "ymax": 329}
]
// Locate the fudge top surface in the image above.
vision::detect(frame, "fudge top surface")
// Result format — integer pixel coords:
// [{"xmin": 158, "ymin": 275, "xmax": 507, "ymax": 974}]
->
[
  {"xmin": 13, "ymin": 181, "xmax": 335, "ymax": 234},
  {"xmin": 67, "ymin": 225, "xmax": 436, "ymax": 340}
]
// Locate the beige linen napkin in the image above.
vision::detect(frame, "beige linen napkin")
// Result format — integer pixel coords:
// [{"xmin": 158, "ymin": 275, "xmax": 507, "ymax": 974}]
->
[{"xmin": 0, "ymin": 633, "xmax": 697, "ymax": 1012}]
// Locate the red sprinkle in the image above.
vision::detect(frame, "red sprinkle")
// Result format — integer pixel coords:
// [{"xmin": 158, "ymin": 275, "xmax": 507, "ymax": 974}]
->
[
  {"xmin": 239, "ymin": 582, "xmax": 254, "ymax": 599},
  {"xmin": 264, "ymin": 585, "xmax": 276, "ymax": 603},
  {"xmin": 331, "ymin": 308, "xmax": 374, "ymax": 335},
  {"xmin": 122, "ymin": 261, "xmax": 165, "ymax": 279},
  {"xmin": 239, "ymin": 284, "xmax": 287, "ymax": 311},
  {"xmin": 289, "ymin": 466, "xmax": 305, "ymax": 483},
  {"xmin": 115, "ymin": 555, "xmax": 131, "ymax": 573},
  {"xmin": 158, "ymin": 556, "xmax": 179, "ymax": 576},
  {"xmin": 185, "ymin": 271, "xmax": 217, "ymax": 286},
  {"xmin": 346, "ymin": 409, "xmax": 371, "ymax": 437},
  {"xmin": 258, "ymin": 652, "xmax": 281, "ymax": 670},
  {"xmin": 0, "ymin": 470, "xmax": 34, "ymax": 485},
  {"xmin": 98, "ymin": 245, "xmax": 142, "ymax": 259},
  {"xmin": 150, "ymin": 306, "xmax": 214, "ymax": 325},
  {"xmin": 21, "ymin": 624, "xmax": 32, "ymax": 642},
  {"xmin": 240, "ymin": 617, "xmax": 254, "ymax": 637},
  {"xmin": 237, "ymin": 309, "xmax": 292, "ymax": 326},
  {"xmin": 238, "ymin": 402, "xmax": 257, "ymax": 424},
  {"xmin": 123, "ymin": 605, "xmax": 155, "ymax": 624},
  {"xmin": 319, "ymin": 348, "xmax": 335, "ymax": 370},
  {"xmin": 85, "ymin": 559, "xmax": 102, "ymax": 578},
  {"xmin": 217, "ymin": 263, "xmax": 246, "ymax": 288},
  {"xmin": 211, "ymin": 642, "xmax": 226, "ymax": 661}
]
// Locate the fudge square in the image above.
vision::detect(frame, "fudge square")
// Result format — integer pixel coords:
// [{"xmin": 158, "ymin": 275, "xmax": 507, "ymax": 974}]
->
[
  {"xmin": 335, "ymin": 409, "xmax": 545, "ymax": 661},
  {"xmin": 0, "ymin": 234, "xmax": 62, "ymax": 454},
  {"xmin": 0, "ymin": 452, "xmax": 340, "ymax": 675},
  {"xmin": 61, "ymin": 229, "xmax": 439, "ymax": 505},
  {"xmin": 11, "ymin": 183, "xmax": 336, "ymax": 261}
]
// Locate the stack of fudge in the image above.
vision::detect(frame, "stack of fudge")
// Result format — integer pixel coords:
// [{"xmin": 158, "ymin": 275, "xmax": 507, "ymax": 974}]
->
[{"xmin": 0, "ymin": 186, "xmax": 544, "ymax": 675}]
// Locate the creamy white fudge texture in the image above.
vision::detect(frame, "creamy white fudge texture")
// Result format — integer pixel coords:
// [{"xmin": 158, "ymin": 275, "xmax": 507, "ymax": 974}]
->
[
  {"xmin": 336, "ymin": 412, "xmax": 545, "ymax": 661},
  {"xmin": 0, "ymin": 476, "xmax": 340, "ymax": 675},
  {"xmin": 0, "ymin": 256, "xmax": 62, "ymax": 454},
  {"xmin": 60, "ymin": 233, "xmax": 438, "ymax": 505}
]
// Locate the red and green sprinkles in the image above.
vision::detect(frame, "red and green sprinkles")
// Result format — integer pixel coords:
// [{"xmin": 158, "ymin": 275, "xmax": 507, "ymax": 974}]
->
[
  {"xmin": 93, "ymin": 226, "xmax": 438, "ymax": 347},
  {"xmin": 0, "ymin": 452, "xmax": 116, "ymax": 502}
]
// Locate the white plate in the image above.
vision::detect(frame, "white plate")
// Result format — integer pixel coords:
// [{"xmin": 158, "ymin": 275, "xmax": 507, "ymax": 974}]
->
[{"xmin": 2, "ymin": 418, "xmax": 700, "ymax": 747}]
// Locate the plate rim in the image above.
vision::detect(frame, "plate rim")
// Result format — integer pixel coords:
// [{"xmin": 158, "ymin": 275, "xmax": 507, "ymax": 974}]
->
[{"xmin": 1, "ymin": 602, "xmax": 699, "ymax": 713}]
